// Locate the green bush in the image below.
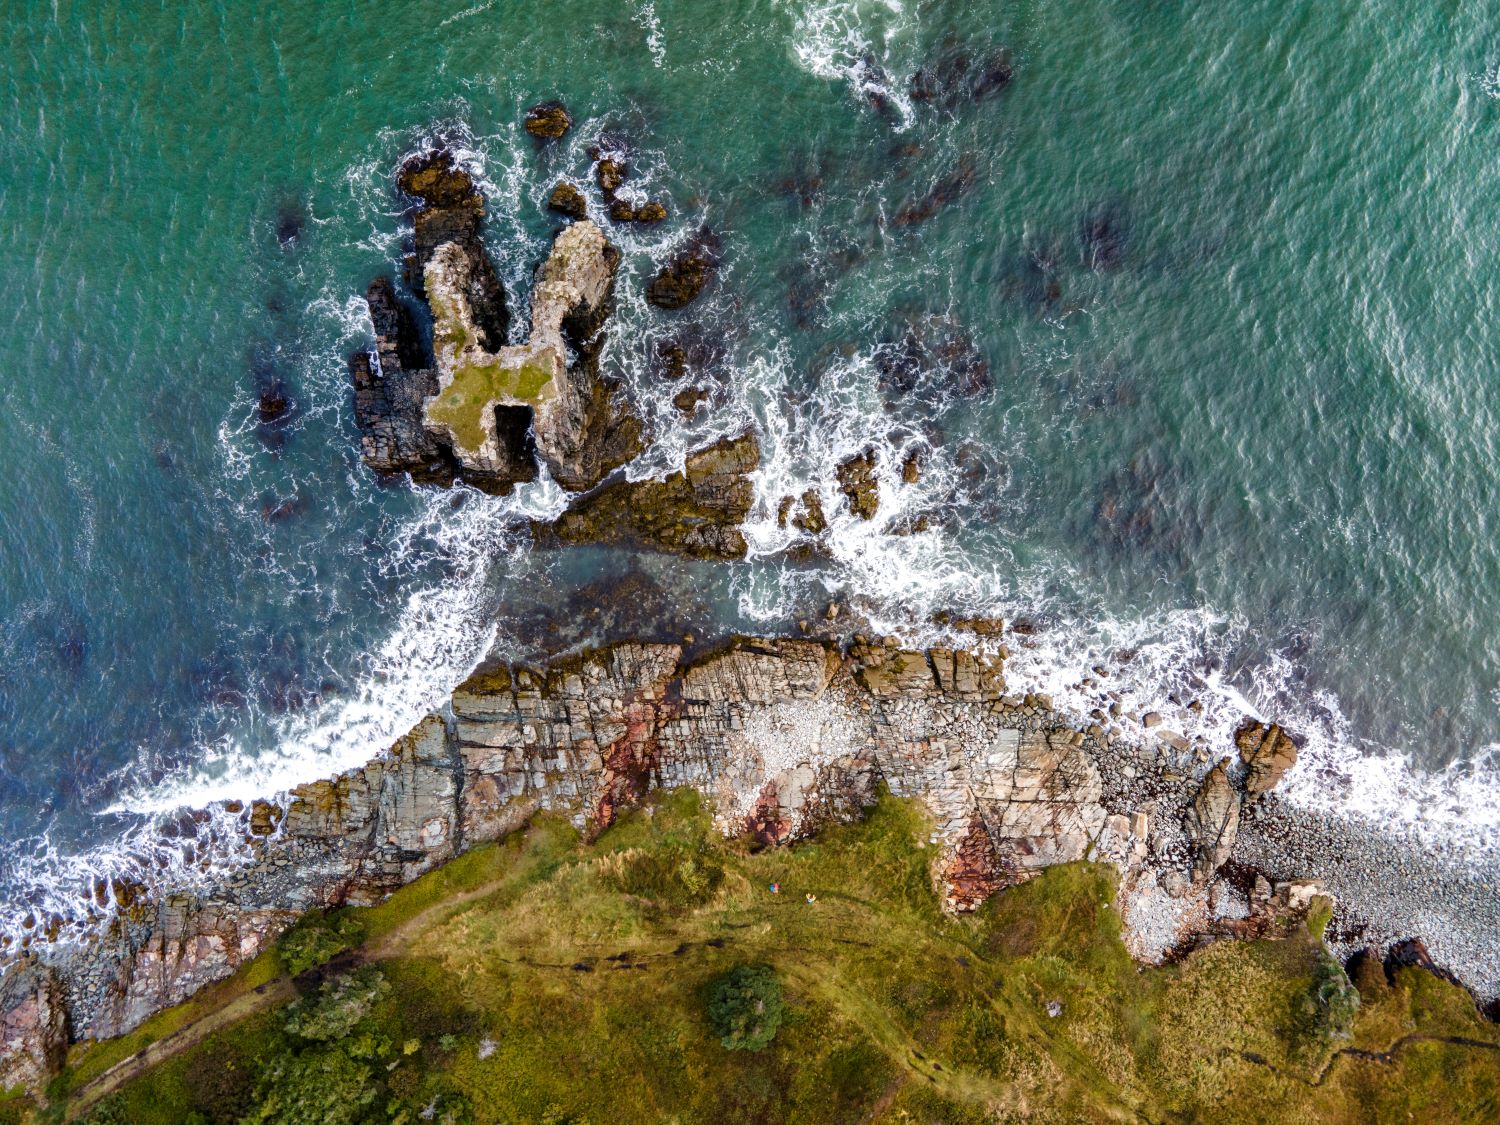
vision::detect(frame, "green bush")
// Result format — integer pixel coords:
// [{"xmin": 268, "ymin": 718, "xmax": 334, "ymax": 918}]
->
[
  {"xmin": 277, "ymin": 913, "xmax": 364, "ymax": 976},
  {"xmin": 284, "ymin": 967, "xmax": 389, "ymax": 1042},
  {"xmin": 239, "ymin": 1043, "xmax": 381, "ymax": 1125},
  {"xmin": 706, "ymin": 965, "xmax": 785, "ymax": 1051}
]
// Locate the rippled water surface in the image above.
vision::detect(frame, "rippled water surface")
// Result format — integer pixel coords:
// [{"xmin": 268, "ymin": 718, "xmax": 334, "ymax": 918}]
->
[{"xmin": 3, "ymin": 0, "xmax": 1500, "ymax": 932}]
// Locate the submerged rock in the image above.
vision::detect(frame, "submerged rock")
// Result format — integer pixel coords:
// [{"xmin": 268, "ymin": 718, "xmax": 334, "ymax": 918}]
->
[
  {"xmin": 646, "ymin": 230, "xmax": 721, "ymax": 310},
  {"xmin": 1236, "ymin": 720, "xmax": 1299, "ymax": 797},
  {"xmin": 547, "ymin": 182, "xmax": 588, "ymax": 220},
  {"xmin": 909, "ymin": 43, "xmax": 1012, "ymax": 109},
  {"xmin": 534, "ymin": 431, "xmax": 759, "ymax": 559},
  {"xmin": 894, "ymin": 156, "xmax": 977, "ymax": 225},
  {"xmin": 610, "ymin": 199, "xmax": 668, "ymax": 224},
  {"xmin": 523, "ymin": 100, "xmax": 573, "ymax": 139}
]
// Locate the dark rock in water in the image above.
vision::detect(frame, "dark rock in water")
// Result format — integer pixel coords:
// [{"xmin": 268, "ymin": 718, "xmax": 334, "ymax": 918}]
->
[
  {"xmin": 534, "ymin": 432, "xmax": 759, "ymax": 559},
  {"xmin": 672, "ymin": 386, "xmax": 708, "ymax": 416},
  {"xmin": 894, "ymin": 156, "xmax": 977, "ymax": 225},
  {"xmin": 274, "ymin": 199, "xmax": 306, "ymax": 246},
  {"xmin": 910, "ymin": 42, "xmax": 1012, "ymax": 109},
  {"xmin": 524, "ymin": 100, "xmax": 573, "ymax": 139},
  {"xmin": 788, "ymin": 489, "xmax": 827, "ymax": 535},
  {"xmin": 836, "ymin": 448, "xmax": 880, "ymax": 520},
  {"xmin": 651, "ymin": 327, "xmax": 725, "ymax": 383},
  {"xmin": 547, "ymin": 182, "xmax": 588, "ymax": 220},
  {"xmin": 852, "ymin": 50, "xmax": 899, "ymax": 120},
  {"xmin": 1080, "ymin": 202, "xmax": 1128, "ymax": 270},
  {"xmin": 610, "ymin": 199, "xmax": 667, "ymax": 223},
  {"xmin": 256, "ymin": 379, "xmax": 291, "ymax": 425},
  {"xmin": 260, "ymin": 494, "xmax": 309, "ymax": 523},
  {"xmin": 647, "ymin": 230, "xmax": 721, "ymax": 310},
  {"xmin": 593, "ymin": 153, "xmax": 628, "ymax": 197},
  {"xmin": 396, "ymin": 150, "xmax": 509, "ymax": 348}
]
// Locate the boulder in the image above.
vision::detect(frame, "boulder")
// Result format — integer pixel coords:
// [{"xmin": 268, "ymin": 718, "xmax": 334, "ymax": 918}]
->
[
  {"xmin": 547, "ymin": 182, "xmax": 588, "ymax": 220},
  {"xmin": 1187, "ymin": 759, "xmax": 1240, "ymax": 883},
  {"xmin": 523, "ymin": 100, "xmax": 572, "ymax": 139},
  {"xmin": 1236, "ymin": 720, "xmax": 1299, "ymax": 797},
  {"xmin": 646, "ymin": 230, "xmax": 720, "ymax": 309},
  {"xmin": 836, "ymin": 448, "xmax": 880, "ymax": 519},
  {"xmin": 0, "ymin": 960, "xmax": 68, "ymax": 1094}
]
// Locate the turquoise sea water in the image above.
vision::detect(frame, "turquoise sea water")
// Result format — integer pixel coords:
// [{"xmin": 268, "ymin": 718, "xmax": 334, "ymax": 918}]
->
[{"xmin": 3, "ymin": 0, "xmax": 1500, "ymax": 939}]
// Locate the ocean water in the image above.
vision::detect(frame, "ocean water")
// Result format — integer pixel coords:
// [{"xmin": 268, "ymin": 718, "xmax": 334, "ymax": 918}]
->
[{"xmin": 3, "ymin": 0, "xmax": 1500, "ymax": 942}]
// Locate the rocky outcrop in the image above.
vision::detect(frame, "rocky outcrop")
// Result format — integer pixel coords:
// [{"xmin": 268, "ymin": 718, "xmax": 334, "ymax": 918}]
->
[
  {"xmin": 547, "ymin": 182, "xmax": 588, "ymax": 220},
  {"xmin": 533, "ymin": 432, "xmax": 760, "ymax": 559},
  {"xmin": 524, "ymin": 101, "xmax": 572, "ymax": 139},
  {"xmin": 1187, "ymin": 759, "xmax": 1240, "ymax": 883},
  {"xmin": 421, "ymin": 219, "xmax": 638, "ymax": 491},
  {"xmin": 0, "ymin": 961, "xmax": 68, "ymax": 1094},
  {"xmin": 1, "ymin": 633, "xmax": 1323, "ymax": 1092},
  {"xmin": 836, "ymin": 448, "xmax": 881, "ymax": 519},
  {"xmin": 1236, "ymin": 719, "xmax": 1299, "ymax": 797},
  {"xmin": 352, "ymin": 153, "xmax": 643, "ymax": 495}
]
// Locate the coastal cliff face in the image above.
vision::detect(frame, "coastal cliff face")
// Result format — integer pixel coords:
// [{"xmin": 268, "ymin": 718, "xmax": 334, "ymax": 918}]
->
[{"xmin": 4, "ymin": 634, "xmax": 1313, "ymax": 1079}]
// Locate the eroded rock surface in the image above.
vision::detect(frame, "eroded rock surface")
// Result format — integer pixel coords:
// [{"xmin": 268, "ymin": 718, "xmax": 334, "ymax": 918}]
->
[
  {"xmin": 0, "ymin": 961, "xmax": 68, "ymax": 1094},
  {"xmin": 1236, "ymin": 719, "xmax": 1299, "ymax": 797},
  {"xmin": 1187, "ymin": 759, "xmax": 1240, "ymax": 883}
]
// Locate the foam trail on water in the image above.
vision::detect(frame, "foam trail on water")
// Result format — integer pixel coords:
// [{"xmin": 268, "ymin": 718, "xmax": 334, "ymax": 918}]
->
[{"xmin": 785, "ymin": 0, "xmax": 917, "ymax": 127}]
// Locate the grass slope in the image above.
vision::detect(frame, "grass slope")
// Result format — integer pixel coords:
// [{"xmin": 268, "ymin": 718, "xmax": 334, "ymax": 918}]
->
[{"xmin": 32, "ymin": 790, "xmax": 1500, "ymax": 1124}]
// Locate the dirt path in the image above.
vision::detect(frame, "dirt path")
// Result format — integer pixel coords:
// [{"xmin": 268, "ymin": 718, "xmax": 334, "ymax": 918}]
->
[
  {"xmin": 64, "ymin": 977, "xmax": 298, "ymax": 1121},
  {"xmin": 64, "ymin": 868, "xmax": 522, "ymax": 1119}
]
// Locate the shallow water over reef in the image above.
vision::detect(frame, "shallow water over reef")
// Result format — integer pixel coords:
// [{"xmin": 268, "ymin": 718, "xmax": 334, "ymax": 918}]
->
[{"xmin": 3, "ymin": 0, "xmax": 1500, "ymax": 937}]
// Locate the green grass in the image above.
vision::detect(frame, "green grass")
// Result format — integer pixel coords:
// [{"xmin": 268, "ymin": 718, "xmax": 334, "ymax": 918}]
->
[{"xmin": 45, "ymin": 789, "xmax": 1500, "ymax": 1124}]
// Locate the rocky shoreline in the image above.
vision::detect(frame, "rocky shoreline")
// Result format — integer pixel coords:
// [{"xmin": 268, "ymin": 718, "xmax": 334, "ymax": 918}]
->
[
  {"xmin": 4, "ymin": 120, "xmax": 1493, "ymax": 1098},
  {"xmin": 0, "ymin": 630, "xmax": 1372, "ymax": 1095}
]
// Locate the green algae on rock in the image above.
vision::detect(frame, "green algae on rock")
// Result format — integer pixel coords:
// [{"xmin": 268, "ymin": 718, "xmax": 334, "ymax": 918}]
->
[{"xmin": 533, "ymin": 431, "xmax": 759, "ymax": 560}]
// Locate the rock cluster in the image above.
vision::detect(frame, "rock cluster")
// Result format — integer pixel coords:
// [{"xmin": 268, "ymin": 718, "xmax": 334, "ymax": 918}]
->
[{"xmin": 350, "ymin": 150, "xmax": 642, "ymax": 495}]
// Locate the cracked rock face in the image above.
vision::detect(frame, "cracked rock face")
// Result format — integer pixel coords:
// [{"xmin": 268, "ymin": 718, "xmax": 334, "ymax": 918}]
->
[
  {"xmin": 1188, "ymin": 759, "xmax": 1241, "ymax": 883},
  {"xmin": 0, "ymin": 961, "xmax": 68, "ymax": 1094},
  {"xmin": 1236, "ymin": 719, "xmax": 1299, "ymax": 797}
]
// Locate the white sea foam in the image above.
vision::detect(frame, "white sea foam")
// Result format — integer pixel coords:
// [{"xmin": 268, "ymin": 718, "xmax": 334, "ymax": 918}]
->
[{"xmin": 785, "ymin": 0, "xmax": 916, "ymax": 127}]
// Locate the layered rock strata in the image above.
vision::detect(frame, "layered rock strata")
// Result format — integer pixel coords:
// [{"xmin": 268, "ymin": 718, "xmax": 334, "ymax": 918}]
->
[{"xmin": 1, "ymin": 635, "xmax": 1310, "ymax": 1088}]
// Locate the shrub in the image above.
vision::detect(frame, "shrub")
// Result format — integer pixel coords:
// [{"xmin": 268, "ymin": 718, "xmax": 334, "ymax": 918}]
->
[
  {"xmin": 706, "ymin": 965, "xmax": 785, "ymax": 1051},
  {"xmin": 277, "ymin": 913, "xmax": 364, "ymax": 976},
  {"xmin": 239, "ymin": 1043, "xmax": 380, "ymax": 1125},
  {"xmin": 284, "ymin": 967, "xmax": 389, "ymax": 1042}
]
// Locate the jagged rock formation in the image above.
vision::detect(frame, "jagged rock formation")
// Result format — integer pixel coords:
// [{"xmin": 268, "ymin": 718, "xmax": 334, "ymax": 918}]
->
[
  {"xmin": 1187, "ymin": 759, "xmax": 1240, "ymax": 883},
  {"xmin": 0, "ymin": 634, "xmax": 1310, "ymax": 1091},
  {"xmin": 1236, "ymin": 719, "xmax": 1300, "ymax": 797},
  {"xmin": 532, "ymin": 432, "xmax": 760, "ymax": 559},
  {"xmin": 0, "ymin": 961, "xmax": 68, "ymax": 1094},
  {"xmin": 351, "ymin": 151, "xmax": 642, "ymax": 495}
]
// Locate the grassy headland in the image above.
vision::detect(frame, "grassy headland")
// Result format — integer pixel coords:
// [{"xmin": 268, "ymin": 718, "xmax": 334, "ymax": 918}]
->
[{"xmin": 31, "ymin": 790, "xmax": 1500, "ymax": 1124}]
